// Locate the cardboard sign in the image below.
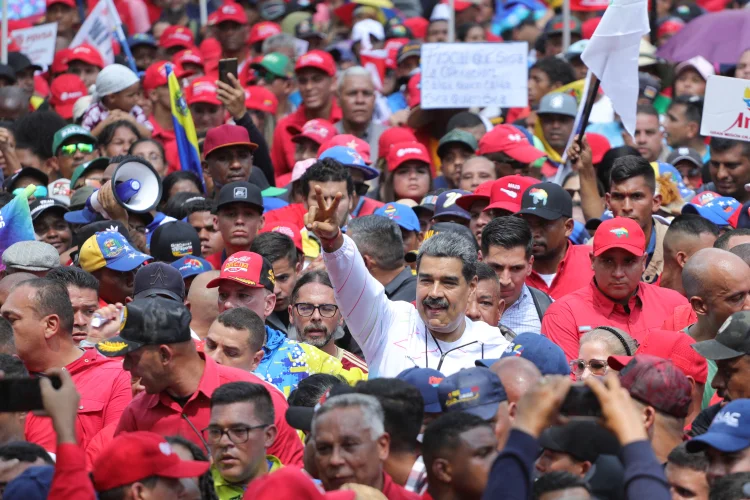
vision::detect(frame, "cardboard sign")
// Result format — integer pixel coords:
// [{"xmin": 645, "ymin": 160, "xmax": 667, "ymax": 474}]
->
[
  {"xmin": 10, "ymin": 23, "xmax": 58, "ymax": 68},
  {"xmin": 420, "ymin": 42, "xmax": 528, "ymax": 110},
  {"xmin": 701, "ymin": 75, "xmax": 750, "ymax": 142},
  {"xmin": 70, "ymin": 1, "xmax": 116, "ymax": 65}
]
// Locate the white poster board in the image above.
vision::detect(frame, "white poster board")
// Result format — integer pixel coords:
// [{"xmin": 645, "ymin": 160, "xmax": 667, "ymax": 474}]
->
[
  {"xmin": 420, "ymin": 42, "xmax": 528, "ymax": 110},
  {"xmin": 11, "ymin": 23, "xmax": 57, "ymax": 68},
  {"xmin": 70, "ymin": 1, "xmax": 116, "ymax": 65},
  {"xmin": 701, "ymin": 75, "xmax": 750, "ymax": 142}
]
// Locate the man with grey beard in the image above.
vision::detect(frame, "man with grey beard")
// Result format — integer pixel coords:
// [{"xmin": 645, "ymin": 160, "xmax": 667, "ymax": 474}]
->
[{"xmin": 289, "ymin": 270, "xmax": 369, "ymax": 373}]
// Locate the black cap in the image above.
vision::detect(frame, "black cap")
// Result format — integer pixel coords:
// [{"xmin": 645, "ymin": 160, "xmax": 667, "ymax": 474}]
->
[
  {"xmin": 216, "ymin": 181, "xmax": 264, "ymax": 213},
  {"xmin": 517, "ymin": 182, "xmax": 573, "ymax": 220},
  {"xmin": 96, "ymin": 298, "xmax": 192, "ymax": 357},
  {"xmin": 285, "ymin": 384, "xmax": 356, "ymax": 432},
  {"xmin": 539, "ymin": 421, "xmax": 620, "ymax": 463},
  {"xmin": 73, "ymin": 221, "xmax": 131, "ymax": 247},
  {"xmin": 3, "ymin": 167, "xmax": 49, "ymax": 192},
  {"xmin": 29, "ymin": 197, "xmax": 69, "ymax": 220},
  {"xmin": 397, "ymin": 41, "xmax": 421, "ymax": 65},
  {"xmin": 0, "ymin": 64, "xmax": 16, "ymax": 84},
  {"xmin": 150, "ymin": 221, "xmax": 201, "ymax": 263},
  {"xmin": 8, "ymin": 52, "xmax": 42, "ymax": 73},
  {"xmin": 639, "ymin": 72, "xmax": 661, "ymax": 102},
  {"xmin": 692, "ymin": 311, "xmax": 750, "ymax": 361},
  {"xmin": 133, "ymin": 262, "xmax": 186, "ymax": 301}
]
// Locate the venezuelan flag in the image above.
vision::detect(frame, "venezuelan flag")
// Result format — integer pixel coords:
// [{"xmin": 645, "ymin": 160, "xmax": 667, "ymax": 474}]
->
[
  {"xmin": 166, "ymin": 64, "xmax": 205, "ymax": 191},
  {"xmin": 0, "ymin": 185, "xmax": 37, "ymax": 272}
]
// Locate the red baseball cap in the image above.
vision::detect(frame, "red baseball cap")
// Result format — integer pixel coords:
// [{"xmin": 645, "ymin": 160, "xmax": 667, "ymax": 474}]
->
[
  {"xmin": 46, "ymin": 0, "xmax": 75, "ymax": 8},
  {"xmin": 204, "ymin": 124, "xmax": 258, "ymax": 158},
  {"xmin": 378, "ymin": 127, "xmax": 417, "ymax": 160},
  {"xmin": 206, "ymin": 251, "xmax": 276, "ymax": 291},
  {"xmin": 456, "ymin": 180, "xmax": 494, "ymax": 211},
  {"xmin": 68, "ymin": 43, "xmax": 105, "ymax": 69},
  {"xmin": 451, "ymin": 0, "xmax": 480, "ymax": 11},
  {"xmin": 173, "ymin": 49, "xmax": 204, "ymax": 68},
  {"xmin": 142, "ymin": 61, "xmax": 169, "ymax": 92},
  {"xmin": 249, "ymin": 21, "xmax": 282, "ymax": 45},
  {"xmin": 50, "ymin": 47, "xmax": 72, "ymax": 75},
  {"xmin": 319, "ymin": 134, "xmax": 372, "ymax": 164},
  {"xmin": 49, "ymin": 74, "xmax": 87, "ymax": 119},
  {"xmin": 403, "ymin": 17, "xmax": 428, "ymax": 39},
  {"xmin": 407, "ymin": 72, "xmax": 421, "ymax": 108},
  {"xmin": 289, "ymin": 119, "xmax": 337, "ymax": 146},
  {"xmin": 260, "ymin": 221, "xmax": 304, "ymax": 254},
  {"xmin": 608, "ymin": 329, "xmax": 708, "ymax": 384},
  {"xmin": 616, "ymin": 355, "xmax": 692, "ymax": 418},
  {"xmin": 582, "ymin": 17, "xmax": 602, "ymax": 39},
  {"xmin": 212, "ymin": 2, "xmax": 248, "ymax": 24},
  {"xmin": 387, "ymin": 141, "xmax": 431, "ymax": 172},
  {"xmin": 484, "ymin": 175, "xmax": 540, "ymax": 213},
  {"xmin": 478, "ymin": 125, "xmax": 546, "ymax": 164},
  {"xmin": 295, "ymin": 50, "xmax": 336, "ymax": 77},
  {"xmin": 242, "ymin": 467, "xmax": 355, "ymax": 500},
  {"xmin": 159, "ymin": 25, "xmax": 195, "ymax": 50},
  {"xmin": 585, "ymin": 133, "xmax": 610, "ymax": 164},
  {"xmin": 570, "ymin": 0, "xmax": 608, "ymax": 12},
  {"xmin": 199, "ymin": 37, "xmax": 223, "ymax": 62},
  {"xmin": 185, "ymin": 76, "xmax": 221, "ymax": 106},
  {"xmin": 92, "ymin": 431, "xmax": 209, "ymax": 492},
  {"xmin": 593, "ymin": 217, "xmax": 646, "ymax": 257},
  {"xmin": 244, "ymin": 85, "xmax": 278, "ymax": 115}
]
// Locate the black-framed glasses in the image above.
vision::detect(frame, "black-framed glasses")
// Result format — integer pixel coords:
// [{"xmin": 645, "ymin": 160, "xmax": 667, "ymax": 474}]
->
[
  {"xmin": 293, "ymin": 303, "xmax": 339, "ymax": 318},
  {"xmin": 202, "ymin": 424, "xmax": 269, "ymax": 444},
  {"xmin": 569, "ymin": 359, "xmax": 608, "ymax": 377}
]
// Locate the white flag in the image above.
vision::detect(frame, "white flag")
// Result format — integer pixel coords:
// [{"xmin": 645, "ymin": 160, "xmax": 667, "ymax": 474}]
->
[
  {"xmin": 580, "ymin": 0, "xmax": 650, "ymax": 139},
  {"xmin": 70, "ymin": 1, "xmax": 116, "ymax": 65}
]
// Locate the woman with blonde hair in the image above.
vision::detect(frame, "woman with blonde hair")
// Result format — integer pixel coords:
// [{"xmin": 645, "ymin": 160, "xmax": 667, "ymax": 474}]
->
[{"xmin": 571, "ymin": 326, "xmax": 639, "ymax": 380}]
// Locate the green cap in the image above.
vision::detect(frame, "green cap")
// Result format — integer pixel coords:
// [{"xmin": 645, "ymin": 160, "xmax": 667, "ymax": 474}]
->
[
  {"xmin": 52, "ymin": 124, "xmax": 96, "ymax": 155},
  {"xmin": 70, "ymin": 157, "xmax": 109, "ymax": 188},
  {"xmin": 69, "ymin": 185, "xmax": 96, "ymax": 210},
  {"xmin": 437, "ymin": 129, "xmax": 478, "ymax": 158},
  {"xmin": 693, "ymin": 311, "xmax": 750, "ymax": 361},
  {"xmin": 251, "ymin": 52, "xmax": 293, "ymax": 79}
]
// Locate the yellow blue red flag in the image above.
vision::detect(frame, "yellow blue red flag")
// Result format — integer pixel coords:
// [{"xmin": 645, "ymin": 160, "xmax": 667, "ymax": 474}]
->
[{"xmin": 166, "ymin": 64, "xmax": 205, "ymax": 191}]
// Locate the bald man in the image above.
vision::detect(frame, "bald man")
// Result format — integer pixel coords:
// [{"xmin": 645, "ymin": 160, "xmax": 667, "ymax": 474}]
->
[
  {"xmin": 187, "ymin": 270, "xmax": 219, "ymax": 339},
  {"xmin": 489, "ymin": 356, "xmax": 542, "ymax": 451},
  {"xmin": 0, "ymin": 87, "xmax": 28, "ymax": 121},
  {"xmin": 660, "ymin": 215, "xmax": 719, "ymax": 297},
  {"xmin": 0, "ymin": 272, "xmax": 37, "ymax": 307}
]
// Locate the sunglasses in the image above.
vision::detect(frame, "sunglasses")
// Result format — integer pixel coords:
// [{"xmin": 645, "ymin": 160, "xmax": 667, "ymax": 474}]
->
[
  {"xmin": 60, "ymin": 143, "xmax": 95, "ymax": 156},
  {"xmin": 257, "ymin": 69, "xmax": 287, "ymax": 84},
  {"xmin": 569, "ymin": 359, "xmax": 608, "ymax": 377}
]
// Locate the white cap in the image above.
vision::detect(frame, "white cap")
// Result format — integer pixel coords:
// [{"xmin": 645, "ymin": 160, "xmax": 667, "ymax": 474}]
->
[{"xmin": 351, "ymin": 19, "xmax": 385, "ymax": 50}]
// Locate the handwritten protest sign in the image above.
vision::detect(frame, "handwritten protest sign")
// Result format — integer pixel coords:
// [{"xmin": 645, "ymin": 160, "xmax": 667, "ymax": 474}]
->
[
  {"xmin": 701, "ymin": 75, "xmax": 750, "ymax": 142},
  {"xmin": 71, "ymin": 1, "xmax": 116, "ymax": 65},
  {"xmin": 420, "ymin": 42, "xmax": 528, "ymax": 110},
  {"xmin": 11, "ymin": 23, "xmax": 57, "ymax": 68}
]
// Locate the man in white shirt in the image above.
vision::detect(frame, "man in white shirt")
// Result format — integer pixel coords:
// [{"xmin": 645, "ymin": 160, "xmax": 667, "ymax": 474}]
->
[{"xmin": 305, "ymin": 184, "xmax": 509, "ymax": 378}]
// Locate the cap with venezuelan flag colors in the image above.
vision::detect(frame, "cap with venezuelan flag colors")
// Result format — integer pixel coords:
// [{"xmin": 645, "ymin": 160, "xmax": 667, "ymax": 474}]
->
[{"xmin": 79, "ymin": 231, "xmax": 152, "ymax": 273}]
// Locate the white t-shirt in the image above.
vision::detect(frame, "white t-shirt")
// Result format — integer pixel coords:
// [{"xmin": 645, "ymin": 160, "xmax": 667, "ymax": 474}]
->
[{"xmin": 538, "ymin": 273, "xmax": 557, "ymax": 287}]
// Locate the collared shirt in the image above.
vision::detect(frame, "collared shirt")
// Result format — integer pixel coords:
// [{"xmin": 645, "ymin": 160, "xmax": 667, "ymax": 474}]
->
[
  {"xmin": 542, "ymin": 280, "xmax": 689, "ymax": 361},
  {"xmin": 501, "ymin": 284, "xmax": 542, "ymax": 335},
  {"xmin": 114, "ymin": 353, "xmax": 304, "ymax": 466},
  {"xmin": 384, "ymin": 266, "xmax": 418, "ymax": 303},
  {"xmin": 403, "ymin": 456, "xmax": 428, "ymax": 494},
  {"xmin": 334, "ymin": 120, "xmax": 388, "ymax": 161},
  {"xmin": 25, "ymin": 349, "xmax": 132, "ymax": 454},
  {"xmin": 211, "ymin": 456, "xmax": 282, "ymax": 500},
  {"xmin": 526, "ymin": 242, "xmax": 594, "ymax": 299},
  {"xmin": 323, "ymin": 236, "xmax": 509, "ymax": 378},
  {"xmin": 80, "ymin": 101, "xmax": 153, "ymax": 132}
]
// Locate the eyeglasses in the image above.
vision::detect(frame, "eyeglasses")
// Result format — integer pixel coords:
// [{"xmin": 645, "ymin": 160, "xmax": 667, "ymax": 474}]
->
[
  {"xmin": 293, "ymin": 303, "xmax": 339, "ymax": 318},
  {"xmin": 60, "ymin": 143, "xmax": 95, "ymax": 156},
  {"xmin": 202, "ymin": 424, "xmax": 269, "ymax": 444},
  {"xmin": 570, "ymin": 359, "xmax": 609, "ymax": 377}
]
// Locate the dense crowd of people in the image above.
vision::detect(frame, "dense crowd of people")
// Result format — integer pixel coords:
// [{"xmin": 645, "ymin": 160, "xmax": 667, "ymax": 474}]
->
[{"xmin": 0, "ymin": 0, "xmax": 749, "ymax": 498}]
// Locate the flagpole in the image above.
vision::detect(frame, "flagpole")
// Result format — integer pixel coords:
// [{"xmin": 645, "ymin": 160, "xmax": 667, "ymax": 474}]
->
[
  {"xmin": 575, "ymin": 76, "xmax": 600, "ymax": 149},
  {"xmin": 562, "ymin": 0, "xmax": 571, "ymax": 52},
  {"xmin": 1, "ymin": 0, "xmax": 8, "ymax": 64},
  {"xmin": 199, "ymin": 0, "xmax": 207, "ymax": 28}
]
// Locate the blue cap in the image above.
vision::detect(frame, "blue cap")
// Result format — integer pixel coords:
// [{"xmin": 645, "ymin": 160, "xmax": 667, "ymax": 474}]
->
[
  {"xmin": 127, "ymin": 34, "xmax": 157, "ymax": 48},
  {"xmin": 500, "ymin": 333, "xmax": 570, "ymax": 376},
  {"xmin": 433, "ymin": 190, "xmax": 472, "ymax": 221},
  {"xmin": 686, "ymin": 399, "xmax": 750, "ymax": 453},
  {"xmin": 3, "ymin": 465, "xmax": 54, "ymax": 499},
  {"xmin": 79, "ymin": 231, "xmax": 152, "ymax": 273},
  {"xmin": 438, "ymin": 367, "xmax": 507, "ymax": 419},
  {"xmin": 319, "ymin": 146, "xmax": 380, "ymax": 181},
  {"xmin": 397, "ymin": 367, "xmax": 445, "ymax": 413},
  {"xmin": 263, "ymin": 196, "xmax": 288, "ymax": 213},
  {"xmin": 64, "ymin": 207, "xmax": 100, "ymax": 225},
  {"xmin": 171, "ymin": 255, "xmax": 213, "ymax": 279},
  {"xmin": 682, "ymin": 196, "xmax": 739, "ymax": 227},
  {"xmin": 374, "ymin": 202, "xmax": 420, "ymax": 232},
  {"xmin": 657, "ymin": 162, "xmax": 694, "ymax": 200}
]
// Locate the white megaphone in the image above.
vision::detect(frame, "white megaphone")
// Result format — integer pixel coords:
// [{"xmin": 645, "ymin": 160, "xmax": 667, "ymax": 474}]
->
[{"xmin": 65, "ymin": 157, "xmax": 163, "ymax": 225}]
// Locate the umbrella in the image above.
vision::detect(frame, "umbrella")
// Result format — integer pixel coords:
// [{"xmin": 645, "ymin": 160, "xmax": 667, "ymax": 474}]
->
[{"xmin": 656, "ymin": 10, "xmax": 750, "ymax": 65}]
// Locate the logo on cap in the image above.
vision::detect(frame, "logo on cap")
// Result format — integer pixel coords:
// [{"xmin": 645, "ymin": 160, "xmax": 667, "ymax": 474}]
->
[
  {"xmin": 609, "ymin": 227, "xmax": 629, "ymax": 238},
  {"xmin": 103, "ymin": 237, "xmax": 125, "ymax": 258},
  {"xmin": 159, "ymin": 442, "xmax": 173, "ymax": 456},
  {"xmin": 529, "ymin": 188, "xmax": 548, "ymax": 206},
  {"xmin": 550, "ymin": 95, "xmax": 564, "ymax": 108},
  {"xmin": 171, "ymin": 242, "xmax": 193, "ymax": 257},
  {"xmin": 397, "ymin": 147, "xmax": 422, "ymax": 157},
  {"xmin": 446, "ymin": 386, "xmax": 481, "ymax": 407},
  {"xmin": 272, "ymin": 225, "xmax": 295, "ymax": 239},
  {"xmin": 234, "ymin": 187, "xmax": 248, "ymax": 199},
  {"xmin": 505, "ymin": 343, "xmax": 524, "ymax": 356},
  {"xmin": 714, "ymin": 410, "xmax": 741, "ymax": 428},
  {"xmin": 98, "ymin": 340, "xmax": 128, "ymax": 353},
  {"xmin": 268, "ymin": 269, "xmax": 275, "ymax": 284},
  {"xmin": 384, "ymin": 204, "xmax": 397, "ymax": 217},
  {"xmin": 507, "ymin": 133, "xmax": 523, "ymax": 142},
  {"xmin": 180, "ymin": 258, "xmax": 204, "ymax": 271}
]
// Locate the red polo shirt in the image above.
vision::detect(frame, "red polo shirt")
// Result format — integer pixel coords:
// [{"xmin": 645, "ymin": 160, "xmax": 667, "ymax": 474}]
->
[
  {"xmin": 542, "ymin": 280, "xmax": 689, "ymax": 361},
  {"xmin": 525, "ymin": 242, "xmax": 594, "ymax": 299},
  {"xmin": 25, "ymin": 350, "xmax": 132, "ymax": 454},
  {"xmin": 662, "ymin": 303, "xmax": 698, "ymax": 332},
  {"xmin": 382, "ymin": 472, "xmax": 422, "ymax": 500},
  {"xmin": 114, "ymin": 353, "xmax": 304, "ymax": 466},
  {"xmin": 270, "ymin": 102, "xmax": 343, "ymax": 183}
]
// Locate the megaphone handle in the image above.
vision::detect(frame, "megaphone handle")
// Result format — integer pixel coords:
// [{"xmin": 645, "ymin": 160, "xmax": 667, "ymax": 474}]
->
[{"xmin": 88, "ymin": 189, "xmax": 112, "ymax": 220}]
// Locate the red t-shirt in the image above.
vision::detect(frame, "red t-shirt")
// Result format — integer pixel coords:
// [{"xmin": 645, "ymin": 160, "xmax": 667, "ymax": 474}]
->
[{"xmin": 525, "ymin": 242, "xmax": 594, "ymax": 300}]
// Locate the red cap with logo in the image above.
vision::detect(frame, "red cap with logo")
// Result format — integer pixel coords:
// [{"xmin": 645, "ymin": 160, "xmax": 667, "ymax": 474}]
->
[
  {"xmin": 159, "ymin": 25, "xmax": 195, "ymax": 50},
  {"xmin": 289, "ymin": 119, "xmax": 337, "ymax": 146},
  {"xmin": 608, "ymin": 329, "xmax": 707, "ymax": 384},
  {"xmin": 485, "ymin": 175, "xmax": 540, "ymax": 213},
  {"xmin": 571, "ymin": 0, "xmax": 608, "ymax": 12},
  {"xmin": 456, "ymin": 180, "xmax": 494, "ymax": 211},
  {"xmin": 50, "ymin": 48, "xmax": 72, "ymax": 74},
  {"xmin": 260, "ymin": 221, "xmax": 304, "ymax": 254},
  {"xmin": 593, "ymin": 217, "xmax": 646, "ymax": 257},
  {"xmin": 690, "ymin": 191, "xmax": 720, "ymax": 206},
  {"xmin": 319, "ymin": 134, "xmax": 372, "ymax": 164},
  {"xmin": 185, "ymin": 76, "xmax": 221, "ymax": 106},
  {"xmin": 68, "ymin": 43, "xmax": 105, "ymax": 69},
  {"xmin": 211, "ymin": 2, "xmax": 248, "ymax": 24},
  {"xmin": 378, "ymin": 127, "xmax": 417, "ymax": 160},
  {"xmin": 249, "ymin": 21, "xmax": 282, "ymax": 45},
  {"xmin": 173, "ymin": 49, "xmax": 204, "ymax": 68},
  {"xmin": 478, "ymin": 125, "xmax": 545, "ymax": 164},
  {"xmin": 387, "ymin": 141, "xmax": 431, "ymax": 172},
  {"xmin": 142, "ymin": 61, "xmax": 169, "ymax": 92},
  {"xmin": 206, "ymin": 251, "xmax": 276, "ymax": 291},
  {"xmin": 92, "ymin": 431, "xmax": 210, "ymax": 492},
  {"xmin": 244, "ymin": 85, "xmax": 278, "ymax": 115},
  {"xmin": 49, "ymin": 74, "xmax": 87, "ymax": 120},
  {"xmin": 295, "ymin": 50, "xmax": 336, "ymax": 77},
  {"xmin": 203, "ymin": 124, "xmax": 258, "ymax": 158}
]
